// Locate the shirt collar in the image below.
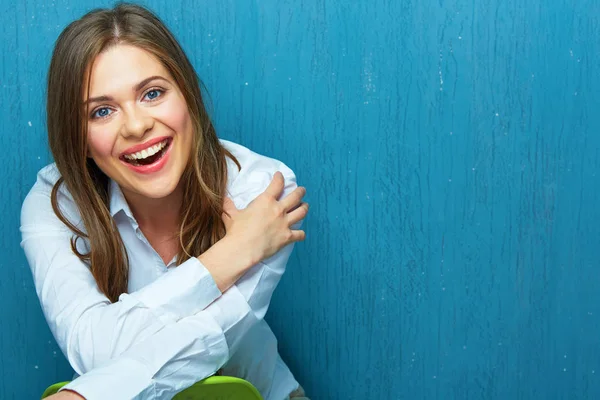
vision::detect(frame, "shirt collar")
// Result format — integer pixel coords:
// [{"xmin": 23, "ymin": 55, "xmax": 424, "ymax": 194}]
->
[{"xmin": 108, "ymin": 179, "xmax": 136, "ymax": 223}]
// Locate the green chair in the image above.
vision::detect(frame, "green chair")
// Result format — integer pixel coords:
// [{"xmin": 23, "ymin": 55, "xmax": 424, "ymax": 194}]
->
[{"xmin": 41, "ymin": 376, "xmax": 263, "ymax": 399}]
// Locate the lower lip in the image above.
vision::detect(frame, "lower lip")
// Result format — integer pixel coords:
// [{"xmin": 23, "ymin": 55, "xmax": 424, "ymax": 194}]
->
[{"xmin": 120, "ymin": 139, "xmax": 172, "ymax": 174}]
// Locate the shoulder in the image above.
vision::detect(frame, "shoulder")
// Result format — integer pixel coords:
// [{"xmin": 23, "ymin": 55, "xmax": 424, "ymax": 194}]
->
[
  {"xmin": 220, "ymin": 139, "xmax": 298, "ymax": 208},
  {"xmin": 21, "ymin": 163, "xmax": 80, "ymax": 228}
]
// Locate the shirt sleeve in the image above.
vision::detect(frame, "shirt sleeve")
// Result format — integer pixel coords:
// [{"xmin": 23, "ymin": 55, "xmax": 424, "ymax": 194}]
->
[
  {"xmin": 20, "ymin": 168, "xmax": 222, "ymax": 376},
  {"xmin": 61, "ymin": 287, "xmax": 257, "ymax": 400}
]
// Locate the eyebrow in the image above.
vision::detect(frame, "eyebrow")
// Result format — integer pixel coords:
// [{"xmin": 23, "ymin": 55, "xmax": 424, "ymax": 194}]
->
[{"xmin": 84, "ymin": 75, "xmax": 169, "ymax": 105}]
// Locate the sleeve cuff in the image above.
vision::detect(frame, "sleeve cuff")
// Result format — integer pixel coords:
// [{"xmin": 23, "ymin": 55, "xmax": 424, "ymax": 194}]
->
[
  {"xmin": 124, "ymin": 257, "xmax": 222, "ymax": 322},
  {"xmin": 205, "ymin": 285, "xmax": 258, "ymax": 352}
]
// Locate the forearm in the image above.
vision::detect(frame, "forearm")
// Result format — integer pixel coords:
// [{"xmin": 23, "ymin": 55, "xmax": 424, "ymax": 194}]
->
[{"xmin": 197, "ymin": 235, "xmax": 256, "ymax": 293}]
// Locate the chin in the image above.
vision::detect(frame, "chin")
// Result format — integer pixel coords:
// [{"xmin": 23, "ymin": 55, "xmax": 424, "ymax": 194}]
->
[{"xmin": 135, "ymin": 179, "xmax": 181, "ymax": 199}]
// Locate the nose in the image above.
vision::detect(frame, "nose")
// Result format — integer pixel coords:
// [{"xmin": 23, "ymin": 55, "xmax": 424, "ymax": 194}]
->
[{"xmin": 119, "ymin": 104, "xmax": 154, "ymax": 139}]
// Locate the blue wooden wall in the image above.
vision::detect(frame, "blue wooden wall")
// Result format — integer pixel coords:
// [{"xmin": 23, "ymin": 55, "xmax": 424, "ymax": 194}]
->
[{"xmin": 1, "ymin": 0, "xmax": 599, "ymax": 399}]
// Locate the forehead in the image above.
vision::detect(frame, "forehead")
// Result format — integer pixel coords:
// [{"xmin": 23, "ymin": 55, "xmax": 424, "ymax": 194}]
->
[{"xmin": 86, "ymin": 44, "xmax": 170, "ymax": 98}]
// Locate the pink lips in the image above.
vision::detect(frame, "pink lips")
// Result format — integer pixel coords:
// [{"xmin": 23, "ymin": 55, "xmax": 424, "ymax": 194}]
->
[
  {"xmin": 121, "ymin": 136, "xmax": 171, "ymax": 157},
  {"xmin": 119, "ymin": 137, "xmax": 173, "ymax": 174}
]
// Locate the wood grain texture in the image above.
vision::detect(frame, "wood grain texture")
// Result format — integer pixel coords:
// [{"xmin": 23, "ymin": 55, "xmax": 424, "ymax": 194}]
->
[{"xmin": 1, "ymin": 0, "xmax": 599, "ymax": 399}]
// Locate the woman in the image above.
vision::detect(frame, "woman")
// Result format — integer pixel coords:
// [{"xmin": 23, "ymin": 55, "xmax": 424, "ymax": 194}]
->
[{"xmin": 20, "ymin": 3, "xmax": 309, "ymax": 400}]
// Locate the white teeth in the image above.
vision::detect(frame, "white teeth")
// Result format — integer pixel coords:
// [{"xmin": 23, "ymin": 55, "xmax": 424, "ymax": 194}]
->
[{"xmin": 124, "ymin": 139, "xmax": 168, "ymax": 160}]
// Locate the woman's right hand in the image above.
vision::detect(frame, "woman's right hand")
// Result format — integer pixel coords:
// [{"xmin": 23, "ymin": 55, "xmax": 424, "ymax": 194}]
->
[
  {"xmin": 222, "ymin": 171, "xmax": 308, "ymax": 264},
  {"xmin": 198, "ymin": 172, "xmax": 308, "ymax": 292}
]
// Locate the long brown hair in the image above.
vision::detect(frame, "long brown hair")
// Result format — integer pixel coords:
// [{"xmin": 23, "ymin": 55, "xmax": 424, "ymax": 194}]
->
[{"xmin": 47, "ymin": 3, "xmax": 239, "ymax": 302}]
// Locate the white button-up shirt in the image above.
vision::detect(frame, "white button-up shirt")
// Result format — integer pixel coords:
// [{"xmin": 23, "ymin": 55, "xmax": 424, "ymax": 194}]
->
[{"xmin": 20, "ymin": 140, "xmax": 301, "ymax": 400}]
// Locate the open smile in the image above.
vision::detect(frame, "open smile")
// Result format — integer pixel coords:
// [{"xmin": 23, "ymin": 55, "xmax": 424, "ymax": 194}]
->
[
  {"xmin": 120, "ymin": 137, "xmax": 172, "ymax": 167},
  {"xmin": 119, "ymin": 137, "xmax": 173, "ymax": 174}
]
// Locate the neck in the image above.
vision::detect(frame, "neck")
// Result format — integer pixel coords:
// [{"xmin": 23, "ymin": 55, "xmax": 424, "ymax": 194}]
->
[{"xmin": 123, "ymin": 184, "xmax": 183, "ymax": 236}]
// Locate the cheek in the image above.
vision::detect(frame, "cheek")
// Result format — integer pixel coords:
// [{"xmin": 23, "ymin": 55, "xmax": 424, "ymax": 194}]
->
[
  {"xmin": 158, "ymin": 97, "xmax": 192, "ymax": 138},
  {"xmin": 87, "ymin": 127, "xmax": 117, "ymax": 159}
]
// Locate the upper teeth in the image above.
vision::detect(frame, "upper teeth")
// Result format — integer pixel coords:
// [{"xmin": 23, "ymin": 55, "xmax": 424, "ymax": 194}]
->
[{"xmin": 124, "ymin": 139, "xmax": 168, "ymax": 160}]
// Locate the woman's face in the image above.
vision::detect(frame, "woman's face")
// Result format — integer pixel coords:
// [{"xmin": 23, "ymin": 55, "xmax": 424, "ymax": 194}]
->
[{"xmin": 85, "ymin": 44, "xmax": 193, "ymax": 202}]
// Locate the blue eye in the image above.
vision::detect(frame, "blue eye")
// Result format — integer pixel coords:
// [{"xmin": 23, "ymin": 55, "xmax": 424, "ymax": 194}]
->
[
  {"xmin": 144, "ymin": 89, "xmax": 163, "ymax": 101},
  {"xmin": 92, "ymin": 107, "xmax": 112, "ymax": 119}
]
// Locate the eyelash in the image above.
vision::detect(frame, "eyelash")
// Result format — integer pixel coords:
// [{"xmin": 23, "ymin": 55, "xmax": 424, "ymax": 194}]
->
[{"xmin": 89, "ymin": 87, "xmax": 167, "ymax": 120}]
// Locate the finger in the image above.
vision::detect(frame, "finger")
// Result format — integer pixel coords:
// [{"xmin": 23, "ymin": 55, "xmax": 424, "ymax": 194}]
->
[
  {"xmin": 280, "ymin": 186, "xmax": 306, "ymax": 212},
  {"xmin": 263, "ymin": 171, "xmax": 285, "ymax": 198},
  {"xmin": 287, "ymin": 202, "xmax": 309, "ymax": 226},
  {"xmin": 288, "ymin": 230, "xmax": 306, "ymax": 243}
]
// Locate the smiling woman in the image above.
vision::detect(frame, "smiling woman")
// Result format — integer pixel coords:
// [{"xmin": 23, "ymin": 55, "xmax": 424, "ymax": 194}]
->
[
  {"xmin": 85, "ymin": 45, "xmax": 194, "ymax": 204},
  {"xmin": 21, "ymin": 3, "xmax": 309, "ymax": 400}
]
